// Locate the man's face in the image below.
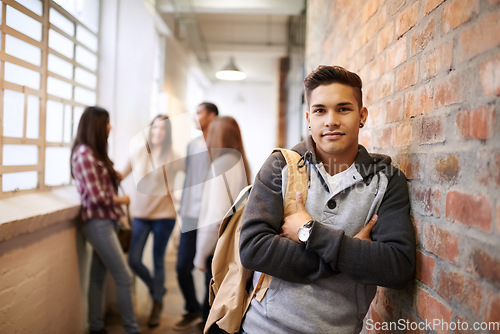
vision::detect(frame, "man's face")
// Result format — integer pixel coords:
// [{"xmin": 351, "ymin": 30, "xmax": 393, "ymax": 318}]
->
[
  {"xmin": 306, "ymin": 82, "xmax": 367, "ymax": 162},
  {"xmin": 195, "ymin": 105, "xmax": 215, "ymax": 131}
]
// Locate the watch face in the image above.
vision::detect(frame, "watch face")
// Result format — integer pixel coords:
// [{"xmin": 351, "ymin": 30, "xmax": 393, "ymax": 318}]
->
[{"xmin": 298, "ymin": 227, "xmax": 309, "ymax": 242}]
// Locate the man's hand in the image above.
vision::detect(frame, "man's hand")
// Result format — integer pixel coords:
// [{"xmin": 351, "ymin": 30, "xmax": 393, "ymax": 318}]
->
[
  {"xmin": 281, "ymin": 192, "xmax": 313, "ymax": 244},
  {"xmin": 353, "ymin": 214, "xmax": 378, "ymax": 241}
]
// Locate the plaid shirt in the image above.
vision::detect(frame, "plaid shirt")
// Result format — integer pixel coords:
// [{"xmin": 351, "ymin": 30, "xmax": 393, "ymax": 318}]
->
[{"xmin": 72, "ymin": 144, "xmax": 123, "ymax": 221}]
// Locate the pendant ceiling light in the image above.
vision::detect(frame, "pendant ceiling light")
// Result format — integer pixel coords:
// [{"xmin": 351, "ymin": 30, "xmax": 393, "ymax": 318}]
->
[{"xmin": 215, "ymin": 57, "xmax": 246, "ymax": 81}]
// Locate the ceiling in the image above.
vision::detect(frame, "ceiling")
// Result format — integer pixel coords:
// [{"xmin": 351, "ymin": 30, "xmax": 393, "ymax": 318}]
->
[{"xmin": 156, "ymin": 0, "xmax": 306, "ymax": 82}]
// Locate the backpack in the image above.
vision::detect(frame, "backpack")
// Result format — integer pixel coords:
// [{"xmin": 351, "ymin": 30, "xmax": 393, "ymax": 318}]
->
[{"xmin": 204, "ymin": 148, "xmax": 309, "ymax": 334}]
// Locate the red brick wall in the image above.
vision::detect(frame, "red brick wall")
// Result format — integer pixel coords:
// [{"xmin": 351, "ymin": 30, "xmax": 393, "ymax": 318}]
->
[{"xmin": 306, "ymin": 0, "xmax": 499, "ymax": 332}]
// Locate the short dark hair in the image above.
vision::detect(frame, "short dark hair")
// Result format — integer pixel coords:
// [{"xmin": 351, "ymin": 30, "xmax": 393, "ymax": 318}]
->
[
  {"xmin": 199, "ymin": 102, "xmax": 219, "ymax": 116},
  {"xmin": 304, "ymin": 65, "xmax": 363, "ymax": 108}
]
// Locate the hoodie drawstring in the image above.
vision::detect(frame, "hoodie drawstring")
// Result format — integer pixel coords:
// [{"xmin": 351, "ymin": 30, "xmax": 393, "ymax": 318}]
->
[{"xmin": 297, "ymin": 151, "xmax": 313, "ymax": 189}]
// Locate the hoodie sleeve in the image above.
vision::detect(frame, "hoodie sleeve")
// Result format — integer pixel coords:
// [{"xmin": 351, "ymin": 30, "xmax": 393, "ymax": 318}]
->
[
  {"xmin": 239, "ymin": 152, "xmax": 335, "ymax": 283},
  {"xmin": 306, "ymin": 168, "xmax": 416, "ymax": 289}
]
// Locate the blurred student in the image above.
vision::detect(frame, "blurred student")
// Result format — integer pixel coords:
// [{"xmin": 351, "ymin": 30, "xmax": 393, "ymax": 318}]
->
[
  {"xmin": 121, "ymin": 115, "xmax": 183, "ymax": 328},
  {"xmin": 194, "ymin": 116, "xmax": 251, "ymax": 324},
  {"xmin": 173, "ymin": 102, "xmax": 218, "ymax": 331},
  {"xmin": 71, "ymin": 106, "xmax": 139, "ymax": 334}
]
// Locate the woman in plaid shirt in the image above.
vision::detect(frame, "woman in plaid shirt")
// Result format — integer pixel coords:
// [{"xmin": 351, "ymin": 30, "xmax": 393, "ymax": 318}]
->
[{"xmin": 71, "ymin": 106, "xmax": 139, "ymax": 334}]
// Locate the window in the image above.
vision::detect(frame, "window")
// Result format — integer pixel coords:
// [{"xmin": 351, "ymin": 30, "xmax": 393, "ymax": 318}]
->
[{"xmin": 0, "ymin": 0, "xmax": 100, "ymax": 196}]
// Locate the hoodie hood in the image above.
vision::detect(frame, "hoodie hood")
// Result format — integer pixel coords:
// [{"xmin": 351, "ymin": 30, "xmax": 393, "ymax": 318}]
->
[{"xmin": 291, "ymin": 135, "xmax": 393, "ymax": 179}]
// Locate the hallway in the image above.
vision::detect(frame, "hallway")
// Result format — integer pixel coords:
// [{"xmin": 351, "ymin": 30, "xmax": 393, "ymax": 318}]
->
[{"xmin": 105, "ymin": 228, "xmax": 206, "ymax": 334}]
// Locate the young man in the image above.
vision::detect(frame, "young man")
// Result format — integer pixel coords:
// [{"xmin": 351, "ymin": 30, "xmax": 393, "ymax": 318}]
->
[
  {"xmin": 239, "ymin": 65, "xmax": 415, "ymax": 333},
  {"xmin": 174, "ymin": 102, "xmax": 218, "ymax": 331}
]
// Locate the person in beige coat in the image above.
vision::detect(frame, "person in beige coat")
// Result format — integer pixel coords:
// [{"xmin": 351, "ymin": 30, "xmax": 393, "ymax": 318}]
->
[{"xmin": 122, "ymin": 115, "xmax": 183, "ymax": 328}]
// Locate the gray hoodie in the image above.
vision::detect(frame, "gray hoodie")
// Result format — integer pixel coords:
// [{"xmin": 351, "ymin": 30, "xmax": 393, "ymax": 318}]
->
[{"xmin": 240, "ymin": 136, "xmax": 415, "ymax": 334}]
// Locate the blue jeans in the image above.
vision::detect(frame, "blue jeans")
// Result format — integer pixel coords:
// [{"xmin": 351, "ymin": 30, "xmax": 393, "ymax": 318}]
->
[
  {"xmin": 176, "ymin": 218, "xmax": 200, "ymax": 313},
  {"xmin": 128, "ymin": 217, "xmax": 176, "ymax": 302},
  {"xmin": 82, "ymin": 218, "xmax": 139, "ymax": 334}
]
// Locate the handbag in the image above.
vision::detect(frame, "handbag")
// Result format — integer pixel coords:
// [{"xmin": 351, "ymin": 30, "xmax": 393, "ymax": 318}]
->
[{"xmin": 117, "ymin": 186, "xmax": 132, "ymax": 253}]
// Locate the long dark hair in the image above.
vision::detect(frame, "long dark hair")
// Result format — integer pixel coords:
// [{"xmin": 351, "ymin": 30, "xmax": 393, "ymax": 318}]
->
[
  {"xmin": 147, "ymin": 114, "xmax": 172, "ymax": 159},
  {"xmin": 206, "ymin": 116, "xmax": 251, "ymax": 185},
  {"xmin": 70, "ymin": 106, "xmax": 119, "ymax": 191}
]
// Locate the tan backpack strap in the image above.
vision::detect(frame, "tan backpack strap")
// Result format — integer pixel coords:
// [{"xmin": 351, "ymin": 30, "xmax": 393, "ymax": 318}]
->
[
  {"xmin": 272, "ymin": 148, "xmax": 309, "ymax": 217},
  {"xmin": 246, "ymin": 149, "xmax": 309, "ymax": 305}
]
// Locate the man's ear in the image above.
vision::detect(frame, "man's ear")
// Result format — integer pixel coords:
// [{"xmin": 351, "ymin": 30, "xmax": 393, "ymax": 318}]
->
[
  {"xmin": 360, "ymin": 107, "xmax": 368, "ymax": 125},
  {"xmin": 306, "ymin": 110, "xmax": 310, "ymax": 125}
]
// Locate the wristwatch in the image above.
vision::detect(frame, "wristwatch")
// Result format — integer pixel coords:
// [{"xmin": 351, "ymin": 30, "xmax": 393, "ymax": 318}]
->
[{"xmin": 298, "ymin": 220, "xmax": 314, "ymax": 244}]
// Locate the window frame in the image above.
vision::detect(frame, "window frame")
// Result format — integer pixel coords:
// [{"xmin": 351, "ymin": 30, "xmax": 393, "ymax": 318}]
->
[{"xmin": 0, "ymin": 0, "xmax": 100, "ymax": 198}]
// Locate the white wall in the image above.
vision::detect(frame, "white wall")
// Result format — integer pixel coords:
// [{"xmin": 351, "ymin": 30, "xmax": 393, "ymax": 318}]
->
[
  {"xmin": 204, "ymin": 61, "xmax": 279, "ymax": 180},
  {"xmin": 99, "ymin": 0, "xmax": 158, "ymax": 168}
]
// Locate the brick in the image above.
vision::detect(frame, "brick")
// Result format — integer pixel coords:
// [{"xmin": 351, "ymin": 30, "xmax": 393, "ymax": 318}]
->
[
  {"xmin": 446, "ymin": 191, "xmax": 492, "ymax": 232},
  {"xmin": 479, "ymin": 54, "xmax": 500, "ymax": 97},
  {"xmin": 377, "ymin": 73, "xmax": 394, "ymax": 99},
  {"xmin": 413, "ymin": 217, "xmax": 423, "ymax": 245},
  {"xmin": 397, "ymin": 61, "xmax": 418, "ymax": 90},
  {"xmin": 416, "ymin": 251, "xmax": 435, "ymax": 287},
  {"xmin": 443, "ymin": 0, "xmax": 479, "ymax": 33},
  {"xmin": 437, "ymin": 270, "xmax": 482, "ymax": 316},
  {"xmin": 414, "ymin": 187, "xmax": 442, "ymax": 217},
  {"xmin": 471, "ymin": 248, "xmax": 500, "ymax": 286},
  {"xmin": 423, "ymin": 223, "xmax": 459, "ymax": 263},
  {"xmin": 458, "ymin": 10, "xmax": 500, "ymax": 63},
  {"xmin": 392, "ymin": 122, "xmax": 412, "ymax": 147},
  {"xmin": 385, "ymin": 95, "xmax": 404, "ymax": 123},
  {"xmin": 377, "ymin": 22, "xmax": 394, "ymax": 53},
  {"xmin": 490, "ymin": 0, "xmax": 500, "ymax": 5},
  {"xmin": 386, "ymin": 0, "xmax": 406, "ymax": 16},
  {"xmin": 453, "ymin": 315, "xmax": 476, "ymax": 334},
  {"xmin": 497, "ymin": 205, "xmax": 500, "ymax": 234},
  {"xmin": 424, "ymin": 0, "xmax": 446, "ymax": 14},
  {"xmin": 376, "ymin": 126, "xmax": 392, "ymax": 149},
  {"xmin": 435, "ymin": 155, "xmax": 459, "ymax": 182},
  {"xmin": 435, "ymin": 71, "xmax": 462, "ymax": 108},
  {"xmin": 497, "ymin": 153, "xmax": 500, "ymax": 186},
  {"xmin": 372, "ymin": 288, "xmax": 396, "ymax": 320},
  {"xmin": 484, "ymin": 292, "xmax": 500, "ymax": 334},
  {"xmin": 363, "ymin": 0, "xmax": 379, "ymax": 23},
  {"xmin": 416, "ymin": 288, "xmax": 453, "ymax": 334},
  {"xmin": 361, "ymin": 39, "xmax": 378, "ymax": 66},
  {"xmin": 369, "ymin": 55, "xmax": 386, "ymax": 83},
  {"xmin": 420, "ymin": 115, "xmax": 445, "ymax": 144},
  {"xmin": 471, "ymin": 105, "xmax": 496, "ymax": 140},
  {"xmin": 405, "ymin": 83, "xmax": 433, "ymax": 118},
  {"xmin": 411, "ymin": 17, "xmax": 436, "ymax": 56},
  {"xmin": 396, "ymin": 2, "xmax": 419, "ymax": 38},
  {"xmin": 457, "ymin": 105, "xmax": 496, "ymax": 140},
  {"xmin": 421, "ymin": 40, "xmax": 453, "ymax": 80},
  {"xmin": 365, "ymin": 83, "xmax": 376, "ymax": 106},
  {"xmin": 397, "ymin": 153, "xmax": 420, "ymax": 180},
  {"xmin": 401, "ymin": 313, "xmax": 428, "ymax": 334},
  {"xmin": 361, "ymin": 12, "xmax": 386, "ymax": 46},
  {"xmin": 387, "ymin": 36, "xmax": 407, "ymax": 71}
]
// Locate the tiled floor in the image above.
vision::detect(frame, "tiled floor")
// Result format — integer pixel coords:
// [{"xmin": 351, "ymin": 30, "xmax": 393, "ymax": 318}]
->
[{"xmin": 104, "ymin": 231, "xmax": 206, "ymax": 334}]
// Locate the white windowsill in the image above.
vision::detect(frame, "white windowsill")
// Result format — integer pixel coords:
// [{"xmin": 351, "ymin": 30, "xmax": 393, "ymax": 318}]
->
[{"xmin": 0, "ymin": 186, "xmax": 81, "ymax": 242}]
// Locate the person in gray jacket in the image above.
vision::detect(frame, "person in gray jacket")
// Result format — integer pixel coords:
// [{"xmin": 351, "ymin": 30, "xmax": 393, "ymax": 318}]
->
[{"xmin": 239, "ymin": 65, "xmax": 416, "ymax": 334}]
